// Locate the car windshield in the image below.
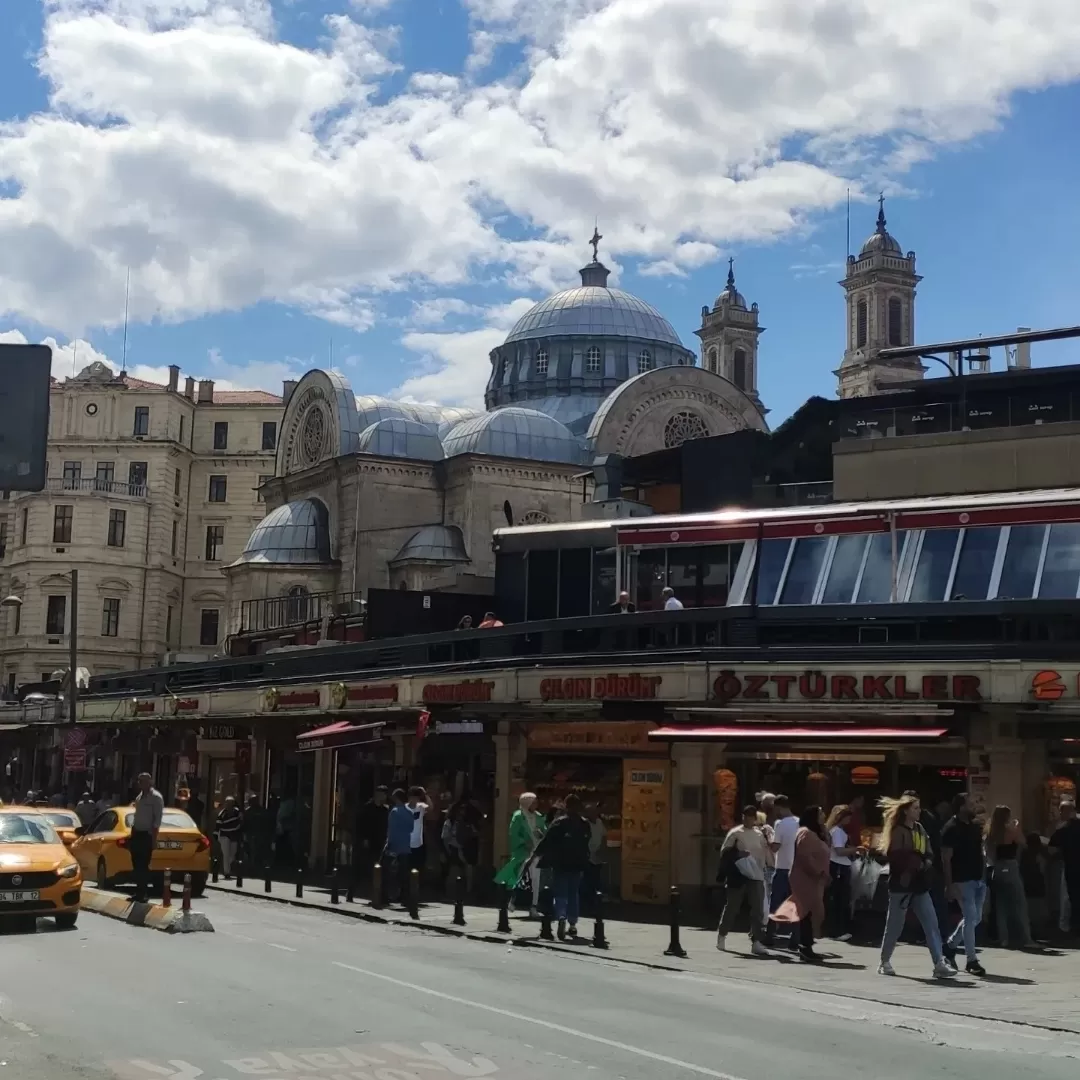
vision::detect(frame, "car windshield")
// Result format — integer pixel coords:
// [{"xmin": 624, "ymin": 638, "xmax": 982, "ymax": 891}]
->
[
  {"xmin": 0, "ymin": 813, "xmax": 62, "ymax": 845},
  {"xmin": 123, "ymin": 810, "xmax": 197, "ymax": 830},
  {"xmin": 41, "ymin": 811, "xmax": 79, "ymax": 828}
]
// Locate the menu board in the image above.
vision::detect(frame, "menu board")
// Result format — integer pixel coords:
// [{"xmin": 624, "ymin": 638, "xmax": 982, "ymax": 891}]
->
[{"xmin": 620, "ymin": 759, "xmax": 670, "ymax": 905}]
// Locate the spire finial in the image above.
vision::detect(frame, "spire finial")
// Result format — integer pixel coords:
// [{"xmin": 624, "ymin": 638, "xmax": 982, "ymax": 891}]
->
[
  {"xmin": 589, "ymin": 223, "xmax": 602, "ymax": 263},
  {"xmin": 726, "ymin": 257, "xmax": 735, "ymax": 288},
  {"xmin": 876, "ymin": 191, "xmax": 887, "ymax": 233}
]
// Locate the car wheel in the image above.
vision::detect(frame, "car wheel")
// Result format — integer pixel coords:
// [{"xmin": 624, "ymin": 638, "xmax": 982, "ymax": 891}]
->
[
  {"xmin": 55, "ymin": 912, "xmax": 78, "ymax": 930},
  {"xmin": 190, "ymin": 873, "xmax": 207, "ymax": 899},
  {"xmin": 97, "ymin": 857, "xmax": 111, "ymax": 889}
]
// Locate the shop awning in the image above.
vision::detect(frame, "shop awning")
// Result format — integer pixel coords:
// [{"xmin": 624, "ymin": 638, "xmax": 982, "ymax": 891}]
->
[
  {"xmin": 297, "ymin": 720, "xmax": 385, "ymax": 753},
  {"xmin": 648, "ymin": 725, "xmax": 949, "ymax": 742}
]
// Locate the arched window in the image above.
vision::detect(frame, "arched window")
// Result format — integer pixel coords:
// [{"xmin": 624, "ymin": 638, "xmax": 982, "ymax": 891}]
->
[
  {"xmin": 706, "ymin": 348, "xmax": 718, "ymax": 374},
  {"xmin": 733, "ymin": 349, "xmax": 747, "ymax": 390},
  {"xmin": 637, "ymin": 349, "xmax": 653, "ymax": 374},
  {"xmin": 585, "ymin": 346, "xmax": 602, "ymax": 373},
  {"xmin": 520, "ymin": 510, "xmax": 552, "ymax": 525},
  {"xmin": 535, "ymin": 349, "xmax": 548, "ymax": 375},
  {"xmin": 664, "ymin": 410, "xmax": 709, "ymax": 448},
  {"xmin": 887, "ymin": 297, "xmax": 903, "ymax": 346},
  {"xmin": 856, "ymin": 299, "xmax": 868, "ymax": 349},
  {"xmin": 285, "ymin": 584, "xmax": 310, "ymax": 625}
]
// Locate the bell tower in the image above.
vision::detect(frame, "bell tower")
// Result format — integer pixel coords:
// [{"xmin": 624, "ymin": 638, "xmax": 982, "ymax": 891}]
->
[
  {"xmin": 836, "ymin": 196, "xmax": 923, "ymax": 398},
  {"xmin": 696, "ymin": 260, "xmax": 764, "ymax": 406}
]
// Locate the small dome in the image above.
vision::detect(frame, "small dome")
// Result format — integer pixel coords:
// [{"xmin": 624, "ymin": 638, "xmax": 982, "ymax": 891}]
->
[
  {"xmin": 237, "ymin": 499, "xmax": 331, "ymax": 565},
  {"xmin": 391, "ymin": 525, "xmax": 470, "ymax": 564},
  {"xmin": 354, "ymin": 394, "xmax": 479, "ymax": 435},
  {"xmin": 443, "ymin": 407, "xmax": 587, "ymax": 464},
  {"xmin": 714, "ymin": 261, "xmax": 746, "ymax": 310},
  {"xmin": 860, "ymin": 197, "xmax": 903, "ymax": 256},
  {"xmin": 355, "ymin": 418, "xmax": 444, "ymax": 461}
]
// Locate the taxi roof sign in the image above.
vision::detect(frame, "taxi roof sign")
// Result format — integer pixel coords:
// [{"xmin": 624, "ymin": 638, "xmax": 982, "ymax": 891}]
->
[{"xmin": 0, "ymin": 344, "xmax": 50, "ymax": 492}]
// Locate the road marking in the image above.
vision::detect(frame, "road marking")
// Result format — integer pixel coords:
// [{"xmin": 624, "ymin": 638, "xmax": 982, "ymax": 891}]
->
[
  {"xmin": 332, "ymin": 962, "xmax": 746, "ymax": 1080},
  {"xmin": 267, "ymin": 943, "xmax": 297, "ymax": 952},
  {"xmin": 7, "ymin": 1020, "xmax": 37, "ymax": 1037}
]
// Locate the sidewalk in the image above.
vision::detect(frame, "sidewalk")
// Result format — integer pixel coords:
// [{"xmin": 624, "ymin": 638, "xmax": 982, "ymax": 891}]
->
[{"xmin": 207, "ymin": 878, "xmax": 1080, "ymax": 1034}]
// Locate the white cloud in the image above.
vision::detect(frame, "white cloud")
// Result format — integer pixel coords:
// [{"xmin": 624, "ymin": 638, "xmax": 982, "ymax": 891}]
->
[
  {"xmin": 1, "ymin": 0, "xmax": 1079, "ymax": 396},
  {"xmin": 409, "ymin": 297, "xmax": 484, "ymax": 327}
]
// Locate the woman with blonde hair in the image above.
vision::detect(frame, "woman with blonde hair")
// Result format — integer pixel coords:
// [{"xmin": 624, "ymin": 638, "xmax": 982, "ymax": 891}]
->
[
  {"xmin": 877, "ymin": 794, "xmax": 956, "ymax": 978},
  {"xmin": 494, "ymin": 792, "xmax": 546, "ymax": 917},
  {"xmin": 825, "ymin": 804, "xmax": 860, "ymax": 940},
  {"xmin": 985, "ymin": 804, "xmax": 1034, "ymax": 948}
]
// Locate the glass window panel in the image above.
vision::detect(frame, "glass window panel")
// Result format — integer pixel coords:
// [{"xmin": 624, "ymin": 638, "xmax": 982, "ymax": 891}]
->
[
  {"xmin": 634, "ymin": 550, "xmax": 667, "ymax": 611},
  {"xmin": 820, "ymin": 535, "xmax": 866, "ymax": 604},
  {"xmin": 591, "ymin": 549, "xmax": 616, "ymax": 614},
  {"xmin": 1037, "ymin": 523, "xmax": 1080, "ymax": 599},
  {"xmin": 701, "ymin": 544, "xmax": 739, "ymax": 607},
  {"xmin": 950, "ymin": 528, "xmax": 1000, "ymax": 601},
  {"xmin": 753, "ymin": 539, "xmax": 790, "ymax": 605},
  {"xmin": 997, "ymin": 525, "xmax": 1045, "ymax": 599},
  {"xmin": 779, "ymin": 537, "xmax": 829, "ymax": 605},
  {"xmin": 856, "ymin": 532, "xmax": 908, "ymax": 603},
  {"xmin": 908, "ymin": 529, "xmax": 960, "ymax": 602}
]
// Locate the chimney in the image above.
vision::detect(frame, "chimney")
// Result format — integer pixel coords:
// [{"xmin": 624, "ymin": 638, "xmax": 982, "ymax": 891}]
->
[
  {"xmin": 167, "ymin": 365, "xmax": 180, "ymax": 392},
  {"xmin": 197, "ymin": 378, "xmax": 215, "ymax": 404},
  {"xmin": 282, "ymin": 379, "xmax": 298, "ymax": 406},
  {"xmin": 184, "ymin": 376, "xmax": 195, "ymax": 400}
]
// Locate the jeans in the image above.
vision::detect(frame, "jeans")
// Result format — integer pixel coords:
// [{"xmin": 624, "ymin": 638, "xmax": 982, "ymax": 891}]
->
[
  {"xmin": 762, "ymin": 866, "xmax": 775, "ymax": 925},
  {"xmin": 947, "ymin": 879, "xmax": 986, "ymax": 962},
  {"xmin": 219, "ymin": 835, "xmax": 239, "ymax": 876},
  {"xmin": 553, "ymin": 870, "xmax": 582, "ymax": 925},
  {"xmin": 718, "ymin": 879, "xmax": 765, "ymax": 943},
  {"xmin": 881, "ymin": 891, "xmax": 942, "ymax": 965},
  {"xmin": 129, "ymin": 829, "xmax": 154, "ymax": 902},
  {"xmin": 828, "ymin": 863, "xmax": 851, "ymax": 937},
  {"xmin": 770, "ymin": 869, "xmax": 791, "ymax": 912},
  {"xmin": 992, "ymin": 860, "xmax": 1033, "ymax": 947}
]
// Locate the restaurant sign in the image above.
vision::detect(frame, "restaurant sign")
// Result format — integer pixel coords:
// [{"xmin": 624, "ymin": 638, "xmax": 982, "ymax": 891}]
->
[
  {"xmin": 329, "ymin": 681, "xmax": 401, "ymax": 709},
  {"xmin": 263, "ymin": 687, "xmax": 322, "ymax": 712},
  {"xmin": 712, "ymin": 670, "xmax": 983, "ymax": 703},
  {"xmin": 422, "ymin": 679, "xmax": 496, "ymax": 704},
  {"xmin": 540, "ymin": 673, "xmax": 664, "ymax": 702}
]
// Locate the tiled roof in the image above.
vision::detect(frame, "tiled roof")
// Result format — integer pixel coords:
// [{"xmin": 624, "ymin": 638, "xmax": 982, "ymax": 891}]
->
[
  {"xmin": 213, "ymin": 390, "xmax": 283, "ymax": 404},
  {"xmin": 121, "ymin": 375, "xmax": 166, "ymax": 390}
]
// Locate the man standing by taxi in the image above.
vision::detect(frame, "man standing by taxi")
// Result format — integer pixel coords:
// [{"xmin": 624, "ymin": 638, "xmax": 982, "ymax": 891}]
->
[{"xmin": 131, "ymin": 772, "xmax": 163, "ymax": 903}]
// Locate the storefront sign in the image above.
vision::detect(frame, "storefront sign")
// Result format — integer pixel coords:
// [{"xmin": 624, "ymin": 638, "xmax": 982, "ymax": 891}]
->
[
  {"xmin": 422, "ymin": 679, "xmax": 496, "ymax": 704},
  {"xmin": 1031, "ymin": 669, "xmax": 1074, "ymax": 701},
  {"xmin": 63, "ymin": 749, "xmax": 87, "ymax": 771},
  {"xmin": 434, "ymin": 721, "xmax": 485, "ymax": 735},
  {"xmin": 169, "ymin": 697, "xmax": 202, "ymax": 715},
  {"xmin": 540, "ymin": 673, "xmax": 664, "ymax": 702},
  {"xmin": 202, "ymin": 724, "xmax": 249, "ymax": 741},
  {"xmin": 263, "ymin": 687, "xmax": 321, "ymax": 711},
  {"xmin": 526, "ymin": 721, "xmax": 661, "ymax": 753},
  {"xmin": 712, "ymin": 670, "xmax": 983, "ymax": 703},
  {"xmin": 621, "ymin": 758, "xmax": 670, "ymax": 905},
  {"xmin": 329, "ymin": 681, "xmax": 401, "ymax": 709},
  {"xmin": 132, "ymin": 700, "xmax": 156, "ymax": 715}
]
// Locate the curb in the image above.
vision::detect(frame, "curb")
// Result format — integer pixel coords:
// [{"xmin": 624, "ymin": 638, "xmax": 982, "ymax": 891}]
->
[{"xmin": 81, "ymin": 886, "xmax": 215, "ymax": 934}]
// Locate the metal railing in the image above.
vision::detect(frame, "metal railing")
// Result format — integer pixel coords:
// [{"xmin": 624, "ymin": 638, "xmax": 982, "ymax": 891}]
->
[
  {"xmin": 751, "ymin": 481, "xmax": 833, "ymax": 507},
  {"xmin": 239, "ymin": 590, "xmax": 364, "ymax": 633},
  {"xmin": 43, "ymin": 478, "xmax": 148, "ymax": 498}
]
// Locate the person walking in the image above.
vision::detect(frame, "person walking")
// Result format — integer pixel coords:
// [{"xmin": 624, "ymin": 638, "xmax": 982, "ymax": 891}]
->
[
  {"xmin": 582, "ymin": 804, "xmax": 607, "ymax": 916},
  {"xmin": 1050, "ymin": 799, "xmax": 1080, "ymax": 935},
  {"xmin": 494, "ymin": 792, "xmax": 546, "ymax": 916},
  {"xmin": 716, "ymin": 804, "xmax": 770, "ymax": 956},
  {"xmin": 661, "ymin": 587, "xmax": 684, "ymax": 611},
  {"xmin": 1021, "ymin": 833, "xmax": 1050, "ymax": 940},
  {"xmin": 535, "ymin": 793, "xmax": 591, "ymax": 941},
  {"xmin": 75, "ymin": 791, "xmax": 97, "ymax": 828},
  {"xmin": 406, "ymin": 786, "xmax": 432, "ymax": 877},
  {"xmin": 385, "ymin": 789, "xmax": 415, "ymax": 902},
  {"xmin": 129, "ymin": 772, "xmax": 163, "ymax": 903},
  {"xmin": 353, "ymin": 786, "xmax": 390, "ymax": 884},
  {"xmin": 216, "ymin": 796, "xmax": 244, "ymax": 878},
  {"xmin": 878, "ymin": 794, "xmax": 956, "ymax": 979},
  {"xmin": 765, "ymin": 794, "xmax": 798, "ymax": 946},
  {"xmin": 942, "ymin": 792, "xmax": 988, "ymax": 974},
  {"xmin": 757, "ymin": 792, "xmax": 777, "ymax": 928},
  {"xmin": 769, "ymin": 806, "xmax": 831, "ymax": 963},
  {"xmin": 984, "ymin": 805, "xmax": 1034, "ymax": 949},
  {"xmin": 825, "ymin": 804, "xmax": 859, "ymax": 941}
]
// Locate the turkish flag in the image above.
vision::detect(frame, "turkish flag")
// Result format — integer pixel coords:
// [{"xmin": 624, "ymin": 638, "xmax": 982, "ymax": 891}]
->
[{"xmin": 416, "ymin": 710, "xmax": 431, "ymax": 740}]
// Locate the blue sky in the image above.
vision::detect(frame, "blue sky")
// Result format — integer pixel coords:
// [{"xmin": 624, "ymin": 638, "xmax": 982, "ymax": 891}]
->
[{"xmin": 2, "ymin": 0, "xmax": 1080, "ymax": 421}]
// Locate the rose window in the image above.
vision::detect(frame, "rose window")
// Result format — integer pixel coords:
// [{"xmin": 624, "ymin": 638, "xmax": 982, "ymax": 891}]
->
[{"xmin": 663, "ymin": 410, "xmax": 709, "ymax": 448}]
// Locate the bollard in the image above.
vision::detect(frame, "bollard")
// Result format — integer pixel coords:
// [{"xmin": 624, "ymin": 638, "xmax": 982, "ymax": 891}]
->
[
  {"xmin": 408, "ymin": 868, "xmax": 420, "ymax": 920},
  {"xmin": 182, "ymin": 873, "xmax": 192, "ymax": 913},
  {"xmin": 295, "ymin": 864, "xmax": 304, "ymax": 899},
  {"xmin": 235, "ymin": 856, "xmax": 244, "ymax": 889},
  {"xmin": 330, "ymin": 867, "xmax": 340, "ymax": 905},
  {"xmin": 371, "ymin": 863, "xmax": 384, "ymax": 910},
  {"xmin": 539, "ymin": 884, "xmax": 554, "ymax": 941},
  {"xmin": 211, "ymin": 855, "xmax": 219, "ymax": 884},
  {"xmin": 161, "ymin": 869, "xmax": 172, "ymax": 908},
  {"xmin": 591, "ymin": 891, "xmax": 608, "ymax": 950},
  {"xmin": 452, "ymin": 870, "xmax": 466, "ymax": 927},
  {"xmin": 264, "ymin": 864, "xmax": 272, "ymax": 893},
  {"xmin": 346, "ymin": 871, "xmax": 356, "ymax": 904},
  {"xmin": 663, "ymin": 886, "xmax": 688, "ymax": 958},
  {"xmin": 496, "ymin": 884, "xmax": 511, "ymax": 934}
]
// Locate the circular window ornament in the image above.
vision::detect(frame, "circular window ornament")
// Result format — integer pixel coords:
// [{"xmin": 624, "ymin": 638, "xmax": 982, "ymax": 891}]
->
[
  {"xmin": 663, "ymin": 410, "xmax": 709, "ymax": 449},
  {"xmin": 299, "ymin": 407, "xmax": 327, "ymax": 467},
  {"xmin": 85, "ymin": 403, "xmax": 98, "ymax": 416},
  {"xmin": 814, "ymin": 523, "xmax": 825, "ymax": 534}
]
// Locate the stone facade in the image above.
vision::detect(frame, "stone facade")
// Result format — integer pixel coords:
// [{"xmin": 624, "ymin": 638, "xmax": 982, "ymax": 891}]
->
[
  {"xmin": 0, "ymin": 362, "xmax": 283, "ymax": 689},
  {"xmin": 695, "ymin": 261, "xmax": 764, "ymax": 407}
]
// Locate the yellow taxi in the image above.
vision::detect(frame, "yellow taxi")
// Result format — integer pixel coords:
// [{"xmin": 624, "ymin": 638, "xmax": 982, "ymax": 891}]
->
[
  {"xmin": 29, "ymin": 808, "xmax": 82, "ymax": 848},
  {"xmin": 71, "ymin": 806, "xmax": 211, "ymax": 896},
  {"xmin": 0, "ymin": 808, "xmax": 83, "ymax": 928}
]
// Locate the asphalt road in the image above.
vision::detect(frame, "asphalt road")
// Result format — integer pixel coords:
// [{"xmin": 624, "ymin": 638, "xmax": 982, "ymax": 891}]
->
[{"xmin": 1, "ymin": 892, "xmax": 1079, "ymax": 1080}]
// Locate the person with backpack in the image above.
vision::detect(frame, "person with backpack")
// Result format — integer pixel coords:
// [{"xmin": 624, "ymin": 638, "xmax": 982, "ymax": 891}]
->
[
  {"xmin": 534, "ymin": 793, "xmax": 591, "ymax": 940},
  {"xmin": 716, "ymin": 804, "xmax": 770, "ymax": 955}
]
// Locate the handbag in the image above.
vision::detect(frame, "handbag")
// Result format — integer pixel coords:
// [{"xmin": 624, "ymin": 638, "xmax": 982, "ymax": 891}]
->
[{"xmin": 735, "ymin": 854, "xmax": 765, "ymax": 881}]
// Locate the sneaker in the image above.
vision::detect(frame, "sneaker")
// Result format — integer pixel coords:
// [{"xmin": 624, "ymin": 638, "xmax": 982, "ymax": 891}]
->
[
  {"xmin": 528, "ymin": 907, "xmax": 539, "ymax": 919},
  {"xmin": 556, "ymin": 919, "xmax": 567, "ymax": 941},
  {"xmin": 836, "ymin": 932, "xmax": 853, "ymax": 942},
  {"xmin": 751, "ymin": 940, "xmax": 769, "ymax": 957},
  {"xmin": 567, "ymin": 924, "xmax": 579, "ymax": 940},
  {"xmin": 966, "ymin": 959, "xmax": 986, "ymax": 976},
  {"xmin": 942, "ymin": 944, "xmax": 958, "ymax": 968},
  {"xmin": 933, "ymin": 959, "xmax": 959, "ymax": 980},
  {"xmin": 798, "ymin": 947, "xmax": 823, "ymax": 964},
  {"xmin": 716, "ymin": 934, "xmax": 727, "ymax": 952},
  {"xmin": 877, "ymin": 961, "xmax": 896, "ymax": 976}
]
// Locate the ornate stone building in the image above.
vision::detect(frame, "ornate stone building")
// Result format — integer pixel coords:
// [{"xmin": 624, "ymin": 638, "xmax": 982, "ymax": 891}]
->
[{"xmin": 0, "ymin": 362, "xmax": 283, "ymax": 689}]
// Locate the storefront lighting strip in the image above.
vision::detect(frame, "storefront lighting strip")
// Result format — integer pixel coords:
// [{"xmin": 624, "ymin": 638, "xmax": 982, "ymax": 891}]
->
[{"xmin": 683, "ymin": 705, "xmax": 954, "ymax": 718}]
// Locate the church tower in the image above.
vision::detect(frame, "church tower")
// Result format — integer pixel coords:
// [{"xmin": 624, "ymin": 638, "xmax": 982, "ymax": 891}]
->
[
  {"xmin": 835, "ymin": 196, "xmax": 923, "ymax": 398},
  {"xmin": 696, "ymin": 260, "xmax": 764, "ymax": 406}
]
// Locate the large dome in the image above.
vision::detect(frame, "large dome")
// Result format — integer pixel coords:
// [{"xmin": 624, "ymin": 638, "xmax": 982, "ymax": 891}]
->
[{"xmin": 504, "ymin": 286, "xmax": 684, "ymax": 347}]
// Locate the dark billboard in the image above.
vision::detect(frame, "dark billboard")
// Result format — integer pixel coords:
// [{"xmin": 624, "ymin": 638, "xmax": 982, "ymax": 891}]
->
[{"xmin": 0, "ymin": 344, "xmax": 50, "ymax": 492}]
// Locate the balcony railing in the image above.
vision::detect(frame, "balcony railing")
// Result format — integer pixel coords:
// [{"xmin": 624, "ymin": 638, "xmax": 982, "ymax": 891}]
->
[
  {"xmin": 751, "ymin": 481, "xmax": 833, "ymax": 507},
  {"xmin": 42, "ymin": 478, "xmax": 148, "ymax": 498},
  {"xmin": 239, "ymin": 590, "xmax": 364, "ymax": 634}
]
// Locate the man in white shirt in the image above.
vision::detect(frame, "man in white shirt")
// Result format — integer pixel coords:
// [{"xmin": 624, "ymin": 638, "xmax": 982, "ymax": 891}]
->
[
  {"xmin": 661, "ymin": 587, "xmax": 684, "ymax": 611},
  {"xmin": 765, "ymin": 795, "xmax": 799, "ymax": 945},
  {"xmin": 716, "ymin": 805, "xmax": 770, "ymax": 955},
  {"xmin": 130, "ymin": 773, "xmax": 164, "ymax": 903},
  {"xmin": 406, "ymin": 786, "xmax": 431, "ymax": 875}
]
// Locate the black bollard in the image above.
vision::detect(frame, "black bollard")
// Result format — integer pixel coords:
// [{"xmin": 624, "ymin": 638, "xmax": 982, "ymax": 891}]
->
[
  {"xmin": 371, "ymin": 863, "xmax": 385, "ymax": 910},
  {"xmin": 264, "ymin": 864, "xmax": 272, "ymax": 893},
  {"xmin": 330, "ymin": 867, "xmax": 340, "ymax": 905},
  {"xmin": 234, "ymin": 855, "xmax": 244, "ymax": 889},
  {"xmin": 211, "ymin": 854, "xmax": 219, "ymax": 884},
  {"xmin": 452, "ymin": 870, "xmax": 466, "ymax": 927},
  {"xmin": 295, "ymin": 864, "xmax": 304, "ymax": 899},
  {"xmin": 591, "ymin": 891, "xmax": 608, "ymax": 950},
  {"xmin": 496, "ymin": 883, "xmax": 511, "ymax": 934},
  {"xmin": 346, "ymin": 870, "xmax": 356, "ymax": 904},
  {"xmin": 663, "ymin": 886, "xmax": 688, "ymax": 958},
  {"xmin": 408, "ymin": 869, "xmax": 420, "ymax": 920},
  {"xmin": 539, "ymin": 884, "xmax": 554, "ymax": 941}
]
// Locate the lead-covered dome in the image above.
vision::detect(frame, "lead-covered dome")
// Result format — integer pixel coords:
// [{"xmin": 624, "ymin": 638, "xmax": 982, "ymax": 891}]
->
[
  {"xmin": 443, "ymin": 407, "xmax": 587, "ymax": 464},
  {"xmin": 236, "ymin": 499, "xmax": 332, "ymax": 565},
  {"xmin": 356, "ymin": 418, "xmax": 444, "ymax": 461},
  {"xmin": 859, "ymin": 198, "xmax": 902, "ymax": 257}
]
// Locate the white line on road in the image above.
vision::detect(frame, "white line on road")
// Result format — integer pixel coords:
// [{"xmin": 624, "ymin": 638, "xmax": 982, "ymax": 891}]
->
[
  {"xmin": 332, "ymin": 961, "xmax": 747, "ymax": 1080},
  {"xmin": 268, "ymin": 943, "xmax": 297, "ymax": 952}
]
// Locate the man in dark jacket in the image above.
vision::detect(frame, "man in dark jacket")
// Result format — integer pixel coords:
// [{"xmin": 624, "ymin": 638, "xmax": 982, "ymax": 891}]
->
[
  {"xmin": 354, "ymin": 786, "xmax": 390, "ymax": 883},
  {"xmin": 536, "ymin": 793, "xmax": 592, "ymax": 940}
]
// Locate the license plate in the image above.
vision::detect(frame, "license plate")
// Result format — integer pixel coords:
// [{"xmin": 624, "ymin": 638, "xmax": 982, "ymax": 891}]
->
[
  {"xmin": 0, "ymin": 891, "xmax": 40, "ymax": 902},
  {"xmin": 156, "ymin": 841, "xmax": 182, "ymax": 850}
]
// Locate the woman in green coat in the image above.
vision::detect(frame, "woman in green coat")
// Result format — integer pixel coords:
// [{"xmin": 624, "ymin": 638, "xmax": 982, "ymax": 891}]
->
[{"xmin": 495, "ymin": 791, "xmax": 546, "ymax": 915}]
